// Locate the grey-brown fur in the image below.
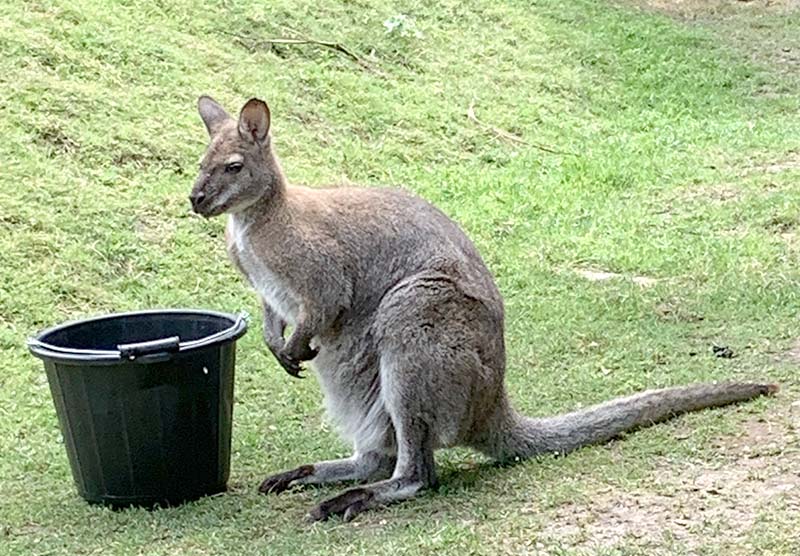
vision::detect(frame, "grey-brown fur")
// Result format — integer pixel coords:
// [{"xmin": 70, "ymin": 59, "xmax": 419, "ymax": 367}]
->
[{"xmin": 190, "ymin": 96, "xmax": 778, "ymax": 522}]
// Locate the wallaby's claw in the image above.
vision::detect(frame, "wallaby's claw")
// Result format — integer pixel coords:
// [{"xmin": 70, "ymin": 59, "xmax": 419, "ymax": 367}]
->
[
  {"xmin": 258, "ymin": 474, "xmax": 293, "ymax": 495},
  {"xmin": 274, "ymin": 342, "xmax": 317, "ymax": 378},
  {"xmin": 283, "ymin": 361, "xmax": 305, "ymax": 379},
  {"xmin": 258, "ymin": 465, "xmax": 314, "ymax": 495},
  {"xmin": 274, "ymin": 349, "xmax": 306, "ymax": 379},
  {"xmin": 306, "ymin": 487, "xmax": 375, "ymax": 523}
]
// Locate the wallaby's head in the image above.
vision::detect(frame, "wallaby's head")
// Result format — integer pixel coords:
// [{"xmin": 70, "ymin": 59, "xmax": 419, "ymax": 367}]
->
[{"xmin": 190, "ymin": 96, "xmax": 282, "ymax": 217}]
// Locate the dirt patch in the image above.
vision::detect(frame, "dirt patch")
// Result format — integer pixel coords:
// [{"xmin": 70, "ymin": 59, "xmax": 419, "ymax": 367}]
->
[
  {"xmin": 134, "ymin": 210, "xmax": 177, "ymax": 246},
  {"xmin": 539, "ymin": 401, "xmax": 800, "ymax": 552},
  {"xmin": 574, "ymin": 268, "xmax": 659, "ymax": 287},
  {"xmin": 780, "ymin": 338, "xmax": 800, "ymax": 364},
  {"xmin": 623, "ymin": 0, "xmax": 800, "ymax": 19},
  {"xmin": 619, "ymin": 0, "xmax": 800, "ymax": 85},
  {"xmin": 779, "ymin": 230, "xmax": 800, "ymax": 252},
  {"xmin": 679, "ymin": 183, "xmax": 742, "ymax": 205},
  {"xmin": 654, "ymin": 299, "xmax": 705, "ymax": 323},
  {"xmin": 749, "ymin": 151, "xmax": 800, "ymax": 175}
]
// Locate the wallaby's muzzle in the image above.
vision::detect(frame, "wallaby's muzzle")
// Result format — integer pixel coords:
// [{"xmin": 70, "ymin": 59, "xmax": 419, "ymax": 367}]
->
[
  {"xmin": 189, "ymin": 191, "xmax": 206, "ymax": 213},
  {"xmin": 190, "ymin": 172, "xmax": 214, "ymax": 215}
]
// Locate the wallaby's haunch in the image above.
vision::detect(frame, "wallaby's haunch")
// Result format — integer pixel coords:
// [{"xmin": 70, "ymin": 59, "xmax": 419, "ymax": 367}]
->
[{"xmin": 190, "ymin": 96, "xmax": 778, "ymax": 522}]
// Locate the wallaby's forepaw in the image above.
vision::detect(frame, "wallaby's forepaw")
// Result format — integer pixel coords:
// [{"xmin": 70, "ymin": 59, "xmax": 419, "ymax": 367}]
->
[
  {"xmin": 274, "ymin": 349, "xmax": 311, "ymax": 378},
  {"xmin": 306, "ymin": 487, "xmax": 375, "ymax": 523},
  {"xmin": 258, "ymin": 465, "xmax": 314, "ymax": 495},
  {"xmin": 292, "ymin": 343, "xmax": 319, "ymax": 362},
  {"xmin": 275, "ymin": 351, "xmax": 305, "ymax": 378},
  {"xmin": 275, "ymin": 345, "xmax": 318, "ymax": 378}
]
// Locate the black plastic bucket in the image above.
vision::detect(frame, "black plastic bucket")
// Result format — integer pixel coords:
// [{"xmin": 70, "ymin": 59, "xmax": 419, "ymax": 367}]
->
[{"xmin": 28, "ymin": 309, "xmax": 248, "ymax": 508}]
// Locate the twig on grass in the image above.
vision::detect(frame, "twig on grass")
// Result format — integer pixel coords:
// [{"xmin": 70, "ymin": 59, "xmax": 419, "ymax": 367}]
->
[
  {"xmin": 466, "ymin": 100, "xmax": 574, "ymax": 155},
  {"xmin": 227, "ymin": 32, "xmax": 385, "ymax": 76},
  {"xmin": 252, "ymin": 37, "xmax": 362, "ymax": 62}
]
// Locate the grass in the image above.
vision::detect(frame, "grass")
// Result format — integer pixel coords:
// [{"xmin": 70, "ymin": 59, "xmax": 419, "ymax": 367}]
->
[{"xmin": 2, "ymin": 0, "xmax": 800, "ymax": 554}]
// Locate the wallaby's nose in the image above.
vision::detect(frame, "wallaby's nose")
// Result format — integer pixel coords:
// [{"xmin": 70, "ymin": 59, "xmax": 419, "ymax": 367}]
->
[{"xmin": 190, "ymin": 191, "xmax": 206, "ymax": 212}]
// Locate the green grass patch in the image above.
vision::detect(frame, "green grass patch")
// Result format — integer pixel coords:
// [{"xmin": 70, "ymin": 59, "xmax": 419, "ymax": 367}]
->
[{"xmin": 1, "ymin": 0, "xmax": 799, "ymax": 554}]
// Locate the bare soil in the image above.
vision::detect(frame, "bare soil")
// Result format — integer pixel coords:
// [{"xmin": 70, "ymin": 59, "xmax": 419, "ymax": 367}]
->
[
  {"xmin": 540, "ymin": 398, "xmax": 800, "ymax": 553},
  {"xmin": 620, "ymin": 0, "xmax": 800, "ymax": 83},
  {"xmin": 623, "ymin": 0, "xmax": 800, "ymax": 19}
]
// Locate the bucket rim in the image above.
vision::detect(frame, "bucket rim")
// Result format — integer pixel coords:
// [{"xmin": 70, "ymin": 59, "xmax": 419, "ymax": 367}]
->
[{"xmin": 27, "ymin": 309, "xmax": 248, "ymax": 364}]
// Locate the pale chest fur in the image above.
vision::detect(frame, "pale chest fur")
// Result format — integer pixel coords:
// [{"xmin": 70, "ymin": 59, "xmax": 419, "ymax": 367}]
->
[{"xmin": 225, "ymin": 215, "xmax": 300, "ymax": 324}]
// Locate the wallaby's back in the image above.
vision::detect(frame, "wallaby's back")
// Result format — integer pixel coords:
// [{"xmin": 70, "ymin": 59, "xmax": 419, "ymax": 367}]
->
[{"xmin": 283, "ymin": 185, "xmax": 504, "ymax": 320}]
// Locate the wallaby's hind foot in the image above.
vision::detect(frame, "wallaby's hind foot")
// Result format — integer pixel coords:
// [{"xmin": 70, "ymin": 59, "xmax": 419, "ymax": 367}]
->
[
  {"xmin": 259, "ymin": 451, "xmax": 396, "ymax": 495},
  {"xmin": 307, "ymin": 475, "xmax": 431, "ymax": 522},
  {"xmin": 307, "ymin": 348, "xmax": 442, "ymax": 522},
  {"xmin": 306, "ymin": 486, "xmax": 375, "ymax": 522},
  {"xmin": 258, "ymin": 465, "xmax": 314, "ymax": 495},
  {"xmin": 307, "ymin": 424, "xmax": 437, "ymax": 522}
]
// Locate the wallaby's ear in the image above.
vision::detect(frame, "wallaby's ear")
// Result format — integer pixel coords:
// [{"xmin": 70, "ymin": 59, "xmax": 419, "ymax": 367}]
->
[
  {"xmin": 238, "ymin": 98, "xmax": 271, "ymax": 144},
  {"xmin": 198, "ymin": 95, "xmax": 230, "ymax": 137}
]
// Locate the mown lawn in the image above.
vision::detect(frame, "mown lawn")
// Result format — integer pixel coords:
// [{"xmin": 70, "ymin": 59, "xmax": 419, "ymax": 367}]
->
[{"xmin": 1, "ymin": 1, "xmax": 799, "ymax": 554}]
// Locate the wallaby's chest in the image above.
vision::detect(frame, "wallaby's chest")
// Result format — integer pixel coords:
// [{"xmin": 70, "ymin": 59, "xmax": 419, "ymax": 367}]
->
[{"xmin": 226, "ymin": 217, "xmax": 300, "ymax": 324}]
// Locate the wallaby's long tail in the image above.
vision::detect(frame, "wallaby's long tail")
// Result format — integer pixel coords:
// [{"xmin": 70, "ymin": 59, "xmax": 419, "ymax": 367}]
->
[{"xmin": 489, "ymin": 382, "xmax": 778, "ymax": 461}]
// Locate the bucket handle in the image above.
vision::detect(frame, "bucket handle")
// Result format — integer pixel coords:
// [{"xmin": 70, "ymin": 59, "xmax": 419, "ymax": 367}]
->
[
  {"xmin": 179, "ymin": 312, "xmax": 248, "ymax": 351},
  {"xmin": 118, "ymin": 336, "xmax": 180, "ymax": 361},
  {"xmin": 27, "ymin": 311, "xmax": 249, "ymax": 362}
]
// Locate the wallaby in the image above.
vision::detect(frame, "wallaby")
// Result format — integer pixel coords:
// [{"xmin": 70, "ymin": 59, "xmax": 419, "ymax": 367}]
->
[{"xmin": 190, "ymin": 96, "xmax": 778, "ymax": 522}]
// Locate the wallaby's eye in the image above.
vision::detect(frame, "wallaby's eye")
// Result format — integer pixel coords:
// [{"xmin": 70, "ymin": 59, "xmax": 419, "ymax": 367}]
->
[{"xmin": 225, "ymin": 162, "xmax": 243, "ymax": 174}]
